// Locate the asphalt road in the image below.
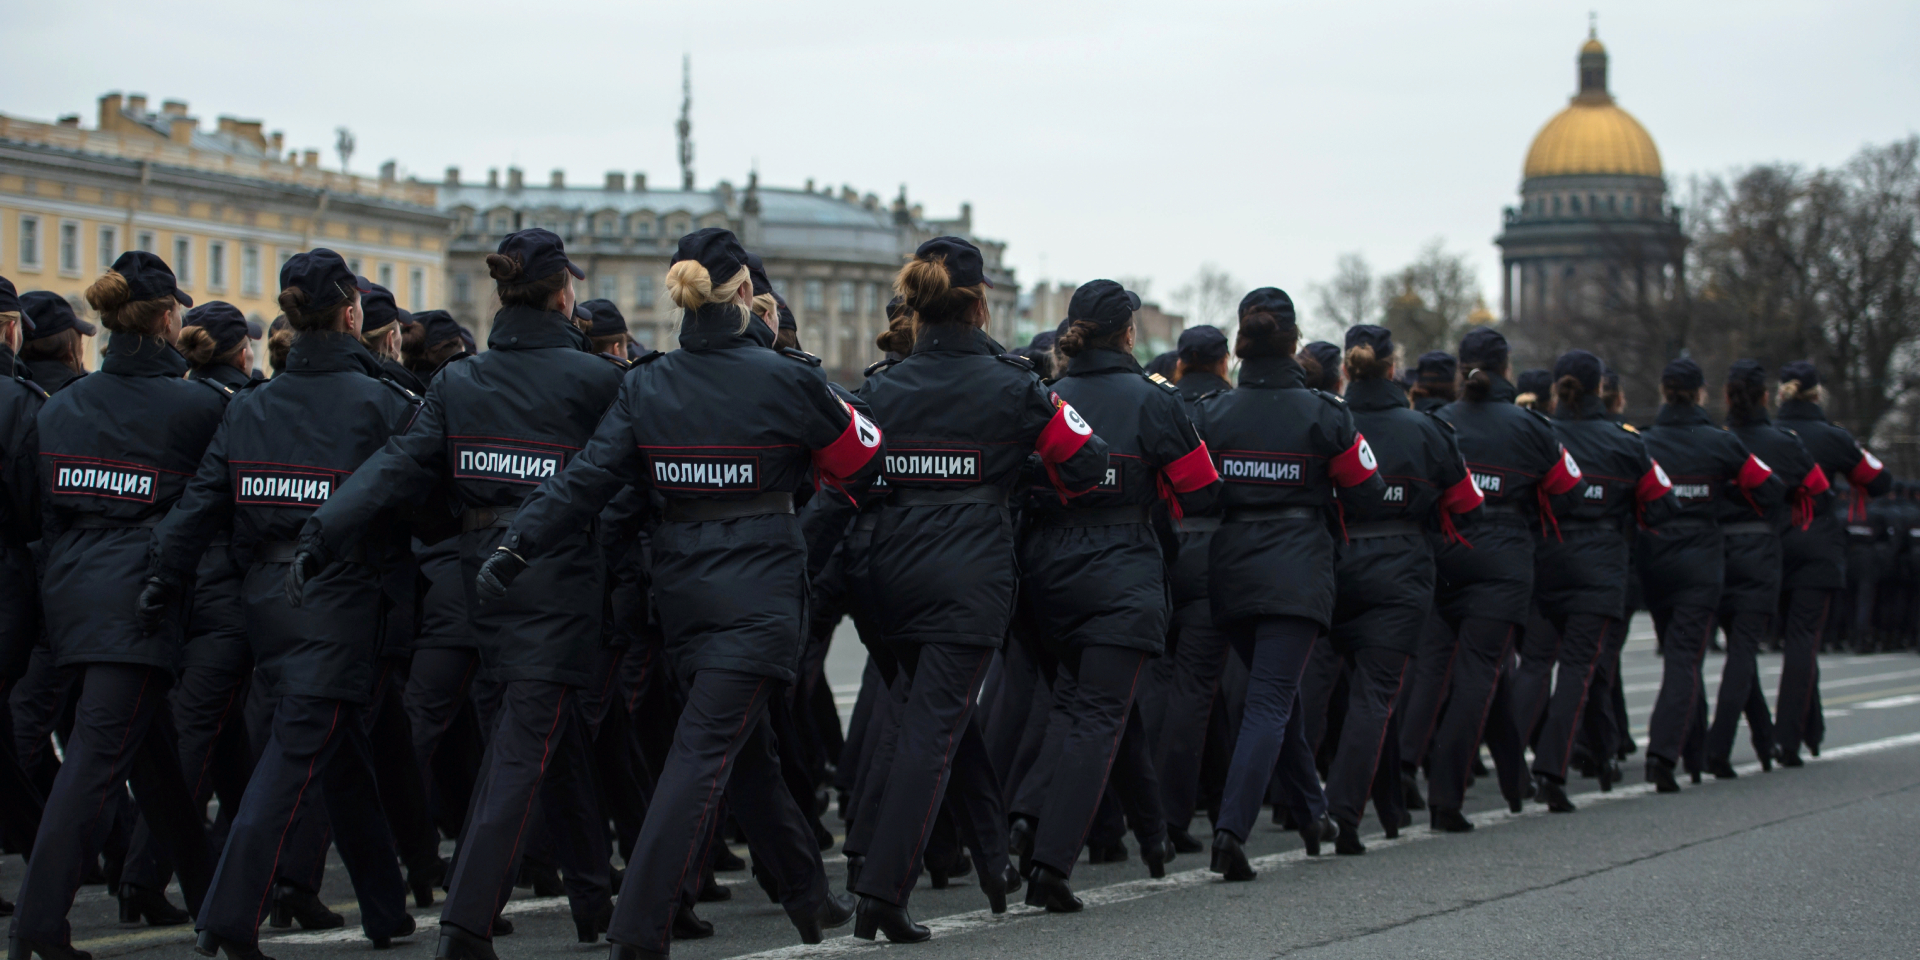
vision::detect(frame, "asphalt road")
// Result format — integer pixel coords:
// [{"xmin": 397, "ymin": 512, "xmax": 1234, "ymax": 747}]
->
[{"xmin": 13, "ymin": 615, "xmax": 1920, "ymax": 960}]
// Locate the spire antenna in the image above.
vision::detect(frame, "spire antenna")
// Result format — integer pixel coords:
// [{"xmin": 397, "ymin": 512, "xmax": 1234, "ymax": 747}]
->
[{"xmin": 676, "ymin": 55, "xmax": 695, "ymax": 191}]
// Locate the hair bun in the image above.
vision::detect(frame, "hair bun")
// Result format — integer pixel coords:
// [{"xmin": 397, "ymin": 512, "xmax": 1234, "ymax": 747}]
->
[
  {"xmin": 484, "ymin": 253, "xmax": 525, "ymax": 282},
  {"xmin": 84, "ymin": 271, "xmax": 131, "ymax": 313}
]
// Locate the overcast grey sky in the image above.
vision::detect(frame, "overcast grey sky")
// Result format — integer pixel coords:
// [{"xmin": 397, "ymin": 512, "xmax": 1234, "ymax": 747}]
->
[{"xmin": 8, "ymin": 1, "xmax": 1917, "ymax": 327}]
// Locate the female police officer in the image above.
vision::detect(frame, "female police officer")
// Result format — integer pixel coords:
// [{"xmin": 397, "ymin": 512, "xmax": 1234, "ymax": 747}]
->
[
  {"xmin": 1320, "ymin": 325, "xmax": 1481, "ymax": 854},
  {"xmin": 9, "ymin": 252, "xmax": 221, "ymax": 960},
  {"xmin": 1015, "ymin": 280, "xmax": 1217, "ymax": 906},
  {"xmin": 473, "ymin": 228, "xmax": 877, "ymax": 959},
  {"xmin": 140, "ymin": 249, "xmax": 415, "ymax": 960},
  {"xmin": 850, "ymin": 238, "xmax": 1108, "ymax": 940},
  {"xmin": 293, "ymin": 228, "xmax": 621, "ymax": 956},
  {"xmin": 1193, "ymin": 288, "xmax": 1382, "ymax": 880},
  {"xmin": 1635, "ymin": 358, "xmax": 1782, "ymax": 790}
]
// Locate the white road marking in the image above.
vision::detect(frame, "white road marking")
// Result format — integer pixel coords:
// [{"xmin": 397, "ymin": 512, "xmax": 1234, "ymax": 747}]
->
[{"xmin": 1857, "ymin": 694, "xmax": 1920, "ymax": 710}]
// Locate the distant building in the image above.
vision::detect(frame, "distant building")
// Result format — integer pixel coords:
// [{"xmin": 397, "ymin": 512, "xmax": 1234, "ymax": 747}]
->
[
  {"xmin": 1496, "ymin": 29, "xmax": 1687, "ymax": 349},
  {"xmin": 0, "ymin": 92, "xmax": 451, "ymax": 368},
  {"xmin": 439, "ymin": 173, "xmax": 1017, "ymax": 384},
  {"xmin": 1023, "ymin": 280, "xmax": 1185, "ymax": 359}
]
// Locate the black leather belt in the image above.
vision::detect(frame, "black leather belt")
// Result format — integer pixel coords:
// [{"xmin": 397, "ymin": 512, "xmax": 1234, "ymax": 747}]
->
[
  {"xmin": 253, "ymin": 540, "xmax": 370, "ymax": 564},
  {"xmin": 662, "ymin": 492, "xmax": 794, "ymax": 523},
  {"xmin": 1224, "ymin": 506, "xmax": 1320, "ymax": 524},
  {"xmin": 462, "ymin": 505, "xmax": 518, "ymax": 532},
  {"xmin": 1345, "ymin": 520, "xmax": 1425, "ymax": 539},
  {"xmin": 1178, "ymin": 517, "xmax": 1222, "ymax": 533},
  {"xmin": 889, "ymin": 487, "xmax": 1007, "ymax": 507},
  {"xmin": 1038, "ymin": 504, "xmax": 1150, "ymax": 528},
  {"xmin": 1722, "ymin": 521, "xmax": 1774, "ymax": 537},
  {"xmin": 68, "ymin": 515, "xmax": 162, "ymax": 529}
]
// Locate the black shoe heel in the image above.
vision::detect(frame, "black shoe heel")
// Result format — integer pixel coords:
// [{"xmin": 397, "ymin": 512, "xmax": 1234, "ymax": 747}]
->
[
  {"xmin": 370, "ymin": 915, "xmax": 415, "ymax": 950},
  {"xmin": 1210, "ymin": 830, "xmax": 1256, "ymax": 881},
  {"xmin": 853, "ymin": 896, "xmax": 929, "ymax": 943},
  {"xmin": 193, "ymin": 931, "xmax": 270, "ymax": 960},
  {"xmin": 1022, "ymin": 865, "xmax": 1082, "ymax": 913},
  {"xmin": 12, "ymin": 938, "xmax": 94, "ymax": 960},
  {"xmin": 432, "ymin": 925, "xmax": 498, "ymax": 960},
  {"xmin": 670, "ymin": 903, "xmax": 712, "ymax": 940},
  {"xmin": 574, "ymin": 900, "xmax": 612, "ymax": 944},
  {"xmin": 791, "ymin": 890, "xmax": 853, "ymax": 945}
]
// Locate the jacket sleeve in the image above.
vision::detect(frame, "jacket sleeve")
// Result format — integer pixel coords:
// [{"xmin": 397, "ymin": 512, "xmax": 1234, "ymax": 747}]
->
[
  {"xmin": 1152, "ymin": 393, "xmax": 1220, "ymax": 517},
  {"xmin": 1725, "ymin": 440, "xmax": 1787, "ymax": 515},
  {"xmin": 1028, "ymin": 380, "xmax": 1109, "ymax": 500},
  {"xmin": 1433, "ymin": 427, "xmax": 1483, "ymax": 515},
  {"xmin": 1633, "ymin": 444, "xmax": 1680, "ymax": 528},
  {"xmin": 805, "ymin": 379, "xmax": 883, "ymax": 490},
  {"xmin": 1, "ymin": 392, "xmax": 41, "ymax": 543},
  {"xmin": 502, "ymin": 377, "xmax": 648, "ymax": 560},
  {"xmin": 148, "ymin": 415, "xmax": 237, "ymax": 581},
  {"xmin": 1846, "ymin": 437, "xmax": 1893, "ymax": 497},
  {"xmin": 300, "ymin": 382, "xmax": 451, "ymax": 556},
  {"xmin": 1327, "ymin": 406, "xmax": 1385, "ymax": 505}
]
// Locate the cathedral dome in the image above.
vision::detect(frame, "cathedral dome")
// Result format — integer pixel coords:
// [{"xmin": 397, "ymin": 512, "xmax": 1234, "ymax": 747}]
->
[{"xmin": 1521, "ymin": 30, "xmax": 1662, "ymax": 179}]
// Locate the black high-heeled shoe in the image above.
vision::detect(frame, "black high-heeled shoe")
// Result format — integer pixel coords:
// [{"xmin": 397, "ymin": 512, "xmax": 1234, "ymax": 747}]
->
[
  {"xmin": 1007, "ymin": 816, "xmax": 1036, "ymax": 875},
  {"xmin": 268, "ymin": 884, "xmax": 343, "ymax": 930},
  {"xmin": 11, "ymin": 938, "xmax": 93, "ymax": 960},
  {"xmin": 607, "ymin": 944, "xmax": 666, "ymax": 960},
  {"xmin": 489, "ymin": 914, "xmax": 513, "ymax": 937},
  {"xmin": 1141, "ymin": 836, "xmax": 1174, "ymax": 879},
  {"xmin": 194, "ymin": 930, "xmax": 271, "ymax": 960},
  {"xmin": 409, "ymin": 856, "xmax": 446, "ymax": 909},
  {"xmin": 789, "ymin": 891, "xmax": 854, "ymax": 944},
  {"xmin": 1334, "ymin": 820, "xmax": 1365, "ymax": 856},
  {"xmin": 1085, "ymin": 839, "xmax": 1128, "ymax": 864},
  {"xmin": 1535, "ymin": 775, "xmax": 1575, "ymax": 813},
  {"xmin": 844, "ymin": 853, "xmax": 864, "ymax": 892},
  {"xmin": 852, "ymin": 896, "xmax": 930, "ymax": 943},
  {"xmin": 1023, "ymin": 864, "xmax": 1082, "ymax": 913},
  {"xmin": 574, "ymin": 900, "xmax": 612, "ymax": 944},
  {"xmin": 432, "ymin": 924, "xmax": 497, "ymax": 960},
  {"xmin": 1646, "ymin": 756, "xmax": 1681, "ymax": 794},
  {"xmin": 696, "ymin": 868, "xmax": 731, "ymax": 903},
  {"xmin": 1210, "ymin": 830, "xmax": 1255, "ymax": 882},
  {"xmin": 1430, "ymin": 807, "xmax": 1475, "ymax": 833},
  {"xmin": 671, "ymin": 903, "xmax": 712, "ymax": 940},
  {"xmin": 1167, "ymin": 825, "xmax": 1205, "ymax": 854},
  {"xmin": 979, "ymin": 863, "xmax": 1019, "ymax": 914},
  {"xmin": 370, "ymin": 915, "xmax": 415, "ymax": 950},
  {"xmin": 118, "ymin": 884, "xmax": 189, "ymax": 926},
  {"xmin": 1299, "ymin": 814, "xmax": 1335, "ymax": 856}
]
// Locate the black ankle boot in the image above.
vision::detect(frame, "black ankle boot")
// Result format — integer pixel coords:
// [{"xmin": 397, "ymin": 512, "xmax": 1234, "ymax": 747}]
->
[
  {"xmin": 1167, "ymin": 824, "xmax": 1204, "ymax": 854},
  {"xmin": 268, "ymin": 884, "xmax": 343, "ymax": 930},
  {"xmin": 118, "ymin": 884, "xmax": 189, "ymax": 926},
  {"xmin": 1023, "ymin": 864, "xmax": 1082, "ymax": 913},
  {"xmin": 11, "ymin": 939, "xmax": 94, "ymax": 960},
  {"xmin": 410, "ymin": 856, "xmax": 447, "ymax": 909},
  {"xmin": 607, "ymin": 944, "xmax": 666, "ymax": 960},
  {"xmin": 1299, "ymin": 814, "xmax": 1335, "ymax": 856},
  {"xmin": 852, "ymin": 896, "xmax": 930, "ymax": 943},
  {"xmin": 843, "ymin": 853, "xmax": 864, "ymax": 892},
  {"xmin": 370, "ymin": 915, "xmax": 415, "ymax": 950},
  {"xmin": 1535, "ymin": 774, "xmax": 1575, "ymax": 813},
  {"xmin": 671, "ymin": 903, "xmax": 712, "ymax": 940},
  {"xmin": 1706, "ymin": 758, "xmax": 1740, "ymax": 780},
  {"xmin": 1646, "ymin": 756, "xmax": 1681, "ymax": 794},
  {"xmin": 1007, "ymin": 816, "xmax": 1036, "ymax": 874},
  {"xmin": 1334, "ymin": 820, "xmax": 1366, "ymax": 856},
  {"xmin": 1210, "ymin": 830, "xmax": 1255, "ymax": 881},
  {"xmin": 193, "ymin": 931, "xmax": 270, "ymax": 960},
  {"xmin": 1141, "ymin": 836, "xmax": 1175, "ymax": 878},
  {"xmin": 574, "ymin": 900, "xmax": 612, "ymax": 945},
  {"xmin": 1430, "ymin": 807, "xmax": 1475, "ymax": 833},
  {"xmin": 980, "ymin": 863, "xmax": 1018, "ymax": 914},
  {"xmin": 790, "ymin": 890, "xmax": 854, "ymax": 945},
  {"xmin": 432, "ymin": 924, "xmax": 497, "ymax": 960}
]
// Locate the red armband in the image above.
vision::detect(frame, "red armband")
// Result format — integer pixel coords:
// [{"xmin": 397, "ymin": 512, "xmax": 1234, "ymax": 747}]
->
[
  {"xmin": 1850, "ymin": 448, "xmax": 1884, "ymax": 487},
  {"xmin": 812, "ymin": 399, "xmax": 882, "ymax": 482},
  {"xmin": 1803, "ymin": 463, "xmax": 1831, "ymax": 497},
  {"xmin": 1542, "ymin": 446, "xmax": 1582, "ymax": 495},
  {"xmin": 1440, "ymin": 472, "xmax": 1485, "ymax": 514},
  {"xmin": 1328, "ymin": 434, "xmax": 1378, "ymax": 488},
  {"xmin": 1736, "ymin": 453, "xmax": 1773, "ymax": 490},
  {"xmin": 1636, "ymin": 460, "xmax": 1673, "ymax": 502},
  {"xmin": 1162, "ymin": 442, "xmax": 1219, "ymax": 494},
  {"xmin": 1036, "ymin": 393, "xmax": 1093, "ymax": 464}
]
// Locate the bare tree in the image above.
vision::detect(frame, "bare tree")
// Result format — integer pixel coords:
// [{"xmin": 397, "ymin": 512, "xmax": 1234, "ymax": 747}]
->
[
  {"xmin": 1376, "ymin": 239, "xmax": 1483, "ymax": 356},
  {"xmin": 1309, "ymin": 253, "xmax": 1376, "ymax": 342},
  {"xmin": 1171, "ymin": 263, "xmax": 1242, "ymax": 334}
]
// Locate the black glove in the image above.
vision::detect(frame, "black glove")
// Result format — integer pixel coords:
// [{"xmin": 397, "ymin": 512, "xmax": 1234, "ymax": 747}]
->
[
  {"xmin": 475, "ymin": 547, "xmax": 529, "ymax": 603},
  {"xmin": 282, "ymin": 540, "xmax": 331, "ymax": 609},
  {"xmin": 135, "ymin": 574, "xmax": 182, "ymax": 636}
]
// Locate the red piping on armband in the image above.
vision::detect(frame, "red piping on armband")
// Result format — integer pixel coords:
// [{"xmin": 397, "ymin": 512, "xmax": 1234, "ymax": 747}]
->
[
  {"xmin": 1542, "ymin": 447, "xmax": 1583, "ymax": 496},
  {"xmin": 1439, "ymin": 473, "xmax": 1484, "ymax": 515},
  {"xmin": 812, "ymin": 401, "xmax": 882, "ymax": 485},
  {"xmin": 1329, "ymin": 434, "xmax": 1378, "ymax": 488}
]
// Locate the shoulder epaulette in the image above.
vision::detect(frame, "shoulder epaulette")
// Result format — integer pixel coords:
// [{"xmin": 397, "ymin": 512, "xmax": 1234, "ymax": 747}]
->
[
  {"xmin": 1145, "ymin": 372, "xmax": 1180, "ymax": 394},
  {"xmin": 996, "ymin": 353, "xmax": 1035, "ymax": 371},
  {"xmin": 1194, "ymin": 388, "xmax": 1226, "ymax": 403},
  {"xmin": 864, "ymin": 356, "xmax": 904, "ymax": 378},
  {"xmin": 1619, "ymin": 422, "xmax": 1640, "ymax": 434},
  {"xmin": 196, "ymin": 378, "xmax": 236, "ymax": 400},
  {"xmin": 1309, "ymin": 387, "xmax": 1347, "ymax": 406},
  {"xmin": 779, "ymin": 347, "xmax": 823, "ymax": 366},
  {"xmin": 632, "ymin": 349, "xmax": 666, "ymax": 366},
  {"xmin": 10, "ymin": 376, "xmax": 47, "ymax": 400},
  {"xmin": 1425, "ymin": 410, "xmax": 1456, "ymax": 432},
  {"xmin": 597, "ymin": 353, "xmax": 632, "ymax": 371},
  {"xmin": 378, "ymin": 378, "xmax": 422, "ymax": 404}
]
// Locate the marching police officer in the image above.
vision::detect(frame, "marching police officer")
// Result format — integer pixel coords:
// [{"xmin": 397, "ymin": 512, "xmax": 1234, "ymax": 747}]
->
[
  {"xmin": 849, "ymin": 238, "xmax": 1105, "ymax": 940},
  {"xmin": 1194, "ymin": 289, "xmax": 1382, "ymax": 879},
  {"xmin": 1015, "ymin": 280, "xmax": 1217, "ymax": 906},
  {"xmin": 360, "ymin": 284, "xmax": 424, "ymax": 393},
  {"xmin": 295, "ymin": 229, "xmax": 621, "ymax": 955},
  {"xmin": 578, "ymin": 299, "xmax": 633, "ymax": 366},
  {"xmin": 1635, "ymin": 358, "xmax": 1782, "ymax": 789},
  {"xmin": 475, "ymin": 228, "xmax": 875, "ymax": 959},
  {"xmin": 14, "ymin": 293, "xmax": 93, "ymax": 393},
  {"xmin": 141, "ymin": 249, "xmax": 415, "ymax": 960},
  {"xmin": 0, "ymin": 278, "xmax": 42, "ymax": 874},
  {"xmin": 11, "ymin": 253, "xmax": 219, "ymax": 960}
]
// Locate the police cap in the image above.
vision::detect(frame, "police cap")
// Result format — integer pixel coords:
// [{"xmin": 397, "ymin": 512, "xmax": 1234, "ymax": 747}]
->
[
  {"xmin": 1727, "ymin": 358, "xmax": 1768, "ymax": 390},
  {"xmin": 1661, "ymin": 357, "xmax": 1704, "ymax": 393},
  {"xmin": 1344, "ymin": 324, "xmax": 1395, "ymax": 358},
  {"xmin": 184, "ymin": 301, "xmax": 263, "ymax": 356},
  {"xmin": 1458, "ymin": 326, "xmax": 1508, "ymax": 368},
  {"xmin": 1176, "ymin": 324, "xmax": 1228, "ymax": 366},
  {"xmin": 21, "ymin": 291, "xmax": 95, "ymax": 340},
  {"xmin": 495, "ymin": 229, "xmax": 585, "ymax": 283},
  {"xmin": 281, "ymin": 248, "xmax": 372, "ymax": 313},
  {"xmin": 361, "ymin": 284, "xmax": 412, "ymax": 330},
  {"xmin": 1553, "ymin": 349, "xmax": 1605, "ymax": 394},
  {"xmin": 673, "ymin": 228, "xmax": 751, "ymax": 284},
  {"xmin": 1417, "ymin": 350, "xmax": 1458, "ymax": 386},
  {"xmin": 1238, "ymin": 287, "xmax": 1297, "ymax": 328},
  {"xmin": 579, "ymin": 299, "xmax": 629, "ymax": 339},
  {"xmin": 110, "ymin": 250, "xmax": 193, "ymax": 308},
  {"xmin": 1516, "ymin": 368, "xmax": 1553, "ymax": 398},
  {"xmin": 1779, "ymin": 359, "xmax": 1819, "ymax": 390},
  {"xmin": 1067, "ymin": 280, "xmax": 1140, "ymax": 337},
  {"xmin": 913, "ymin": 236, "xmax": 993, "ymax": 289}
]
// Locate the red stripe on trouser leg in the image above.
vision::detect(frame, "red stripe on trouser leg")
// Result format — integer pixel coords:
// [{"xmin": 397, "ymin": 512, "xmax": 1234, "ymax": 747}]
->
[
  {"xmin": 493, "ymin": 686, "xmax": 570, "ymax": 934},
  {"xmin": 892, "ymin": 652, "xmax": 991, "ymax": 903},
  {"xmin": 667, "ymin": 680, "xmax": 767, "ymax": 926},
  {"xmin": 252, "ymin": 703, "xmax": 342, "ymax": 932}
]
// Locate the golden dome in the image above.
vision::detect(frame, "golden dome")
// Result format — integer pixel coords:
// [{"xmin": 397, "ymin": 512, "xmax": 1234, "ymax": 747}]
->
[
  {"xmin": 1523, "ymin": 101, "xmax": 1662, "ymax": 178},
  {"xmin": 1580, "ymin": 37, "xmax": 1605, "ymax": 55}
]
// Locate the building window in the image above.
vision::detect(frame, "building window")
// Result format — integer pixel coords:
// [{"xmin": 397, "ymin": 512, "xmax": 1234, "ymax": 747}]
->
[
  {"xmin": 635, "ymin": 275, "xmax": 655, "ymax": 308},
  {"xmin": 59, "ymin": 222, "xmax": 79, "ymax": 275},
  {"xmin": 453, "ymin": 273, "xmax": 472, "ymax": 306},
  {"xmin": 173, "ymin": 236, "xmax": 193, "ymax": 286},
  {"xmin": 868, "ymin": 282, "xmax": 883, "ymax": 316},
  {"xmin": 18, "ymin": 216, "xmax": 40, "ymax": 268},
  {"xmin": 490, "ymin": 212, "xmax": 511, "ymax": 233},
  {"xmin": 409, "ymin": 268, "xmax": 425, "ymax": 311},
  {"xmin": 1551, "ymin": 196, "xmax": 1562, "ymax": 215},
  {"xmin": 348, "ymin": 257, "xmax": 363, "ymax": 277},
  {"xmin": 632, "ymin": 219, "xmax": 654, "ymax": 239},
  {"xmin": 838, "ymin": 280, "xmax": 857, "ymax": 313},
  {"xmin": 242, "ymin": 244, "xmax": 262, "ymax": 296},
  {"xmin": 596, "ymin": 216, "xmax": 617, "ymax": 237},
  {"xmin": 595, "ymin": 275, "xmax": 618, "ymax": 302},
  {"xmin": 378, "ymin": 263, "xmax": 394, "ymax": 290},
  {"xmin": 97, "ymin": 226, "xmax": 119, "ymax": 269},
  {"xmin": 1569, "ymin": 195, "xmax": 1581, "ymax": 214},
  {"xmin": 804, "ymin": 279, "xmax": 824, "ymax": 312},
  {"xmin": 208, "ymin": 241, "xmax": 227, "ymax": 291},
  {"xmin": 136, "ymin": 230, "xmax": 156, "ymax": 253}
]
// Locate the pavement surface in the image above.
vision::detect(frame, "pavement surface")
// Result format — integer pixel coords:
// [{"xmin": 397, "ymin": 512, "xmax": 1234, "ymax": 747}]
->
[{"xmin": 10, "ymin": 615, "xmax": 1920, "ymax": 960}]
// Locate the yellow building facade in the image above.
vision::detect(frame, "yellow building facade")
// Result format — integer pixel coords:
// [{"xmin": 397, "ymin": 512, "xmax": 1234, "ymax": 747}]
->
[{"xmin": 0, "ymin": 93, "xmax": 450, "ymax": 369}]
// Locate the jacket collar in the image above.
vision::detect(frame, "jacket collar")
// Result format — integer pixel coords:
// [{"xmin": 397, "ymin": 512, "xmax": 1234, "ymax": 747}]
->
[
  {"xmin": 1777, "ymin": 398, "xmax": 1827, "ymax": 423},
  {"xmin": 285, "ymin": 331, "xmax": 388, "ymax": 377},
  {"xmin": 677, "ymin": 304, "xmax": 775, "ymax": 352},
  {"xmin": 190, "ymin": 362, "xmax": 255, "ymax": 389},
  {"xmin": 911, "ymin": 321, "xmax": 1004, "ymax": 357},
  {"xmin": 1553, "ymin": 394, "xmax": 1609, "ymax": 421},
  {"xmin": 1482, "ymin": 373, "xmax": 1518, "ymax": 403},
  {"xmin": 1345, "ymin": 376, "xmax": 1409, "ymax": 412},
  {"xmin": 1237, "ymin": 356, "xmax": 1306, "ymax": 390},
  {"xmin": 1064, "ymin": 347, "xmax": 1140, "ymax": 377},
  {"xmin": 1729, "ymin": 410, "xmax": 1773, "ymax": 428},
  {"xmin": 1655, "ymin": 403, "xmax": 1714, "ymax": 427},
  {"xmin": 489, "ymin": 305, "xmax": 591, "ymax": 352},
  {"xmin": 100, "ymin": 332, "xmax": 188, "ymax": 378},
  {"xmin": 1178, "ymin": 370, "xmax": 1232, "ymax": 399}
]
